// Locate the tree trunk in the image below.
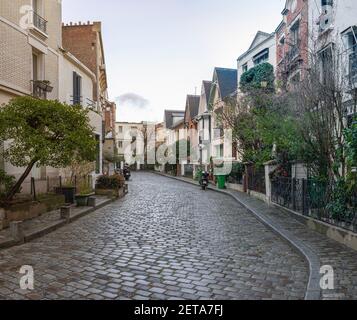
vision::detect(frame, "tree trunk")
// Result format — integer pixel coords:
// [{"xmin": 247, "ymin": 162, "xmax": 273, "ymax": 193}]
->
[{"xmin": 6, "ymin": 160, "xmax": 37, "ymax": 202}]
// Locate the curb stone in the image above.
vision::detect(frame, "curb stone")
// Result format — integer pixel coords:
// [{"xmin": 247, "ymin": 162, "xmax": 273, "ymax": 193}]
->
[
  {"xmin": 153, "ymin": 172, "xmax": 321, "ymax": 300},
  {"xmin": 0, "ymin": 197, "xmax": 116, "ymax": 250}
]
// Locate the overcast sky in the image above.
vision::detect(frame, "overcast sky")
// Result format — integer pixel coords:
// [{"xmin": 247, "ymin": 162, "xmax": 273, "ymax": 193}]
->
[{"xmin": 63, "ymin": 0, "xmax": 286, "ymax": 123}]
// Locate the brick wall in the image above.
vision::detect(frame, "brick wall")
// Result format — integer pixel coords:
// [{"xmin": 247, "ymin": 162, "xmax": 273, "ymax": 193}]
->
[
  {"xmin": 62, "ymin": 23, "xmax": 98, "ymax": 75},
  {"xmin": 0, "ymin": 0, "xmax": 30, "ymax": 26},
  {"xmin": 276, "ymin": 0, "xmax": 309, "ymax": 82},
  {"xmin": 0, "ymin": 22, "xmax": 32, "ymax": 92}
]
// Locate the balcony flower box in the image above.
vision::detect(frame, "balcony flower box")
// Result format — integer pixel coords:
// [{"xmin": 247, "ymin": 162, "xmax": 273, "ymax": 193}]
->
[{"xmin": 33, "ymin": 80, "xmax": 53, "ymax": 93}]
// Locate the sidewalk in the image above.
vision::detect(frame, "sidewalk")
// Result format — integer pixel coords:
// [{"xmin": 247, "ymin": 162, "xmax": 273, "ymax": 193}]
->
[
  {"xmin": 159, "ymin": 173, "xmax": 357, "ymax": 300},
  {"xmin": 0, "ymin": 195, "xmax": 113, "ymax": 250}
]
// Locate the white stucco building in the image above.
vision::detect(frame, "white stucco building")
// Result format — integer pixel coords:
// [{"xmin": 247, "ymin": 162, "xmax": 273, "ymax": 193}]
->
[
  {"xmin": 59, "ymin": 51, "xmax": 104, "ymax": 181},
  {"xmin": 307, "ymin": 0, "xmax": 357, "ymax": 121},
  {"xmin": 237, "ymin": 31, "xmax": 277, "ymax": 90}
]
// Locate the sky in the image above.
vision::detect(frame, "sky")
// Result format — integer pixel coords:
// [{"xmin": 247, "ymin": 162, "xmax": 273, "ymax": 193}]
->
[{"xmin": 62, "ymin": 0, "xmax": 286, "ymax": 123}]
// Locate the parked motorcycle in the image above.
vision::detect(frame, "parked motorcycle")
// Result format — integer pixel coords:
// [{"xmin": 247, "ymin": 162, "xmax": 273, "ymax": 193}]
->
[
  {"xmin": 200, "ymin": 171, "xmax": 210, "ymax": 190},
  {"xmin": 123, "ymin": 166, "xmax": 131, "ymax": 181}
]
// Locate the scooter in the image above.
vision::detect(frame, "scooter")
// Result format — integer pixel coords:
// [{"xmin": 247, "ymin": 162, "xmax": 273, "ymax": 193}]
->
[
  {"xmin": 123, "ymin": 167, "xmax": 131, "ymax": 181},
  {"xmin": 200, "ymin": 171, "xmax": 210, "ymax": 191}
]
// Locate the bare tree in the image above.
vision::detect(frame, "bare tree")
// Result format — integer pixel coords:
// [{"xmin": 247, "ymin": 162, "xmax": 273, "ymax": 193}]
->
[{"xmin": 291, "ymin": 38, "xmax": 357, "ymax": 181}]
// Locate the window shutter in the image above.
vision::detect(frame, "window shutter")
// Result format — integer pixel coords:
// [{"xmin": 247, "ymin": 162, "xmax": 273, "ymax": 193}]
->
[{"xmin": 73, "ymin": 72, "xmax": 77, "ymax": 105}]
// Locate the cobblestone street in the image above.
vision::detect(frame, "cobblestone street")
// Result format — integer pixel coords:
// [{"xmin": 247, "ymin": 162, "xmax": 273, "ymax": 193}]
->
[{"xmin": 0, "ymin": 172, "xmax": 309, "ymax": 300}]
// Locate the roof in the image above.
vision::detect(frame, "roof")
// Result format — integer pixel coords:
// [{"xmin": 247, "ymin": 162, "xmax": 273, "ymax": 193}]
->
[
  {"xmin": 171, "ymin": 119, "xmax": 185, "ymax": 130},
  {"xmin": 185, "ymin": 95, "xmax": 200, "ymax": 121},
  {"xmin": 164, "ymin": 110, "xmax": 185, "ymax": 129},
  {"xmin": 237, "ymin": 31, "xmax": 275, "ymax": 62},
  {"xmin": 248, "ymin": 31, "xmax": 272, "ymax": 51},
  {"xmin": 203, "ymin": 81, "xmax": 212, "ymax": 105},
  {"xmin": 214, "ymin": 68, "xmax": 238, "ymax": 99}
]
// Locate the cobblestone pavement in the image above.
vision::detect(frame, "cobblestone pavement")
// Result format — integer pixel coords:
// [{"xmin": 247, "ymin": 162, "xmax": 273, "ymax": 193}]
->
[
  {"xmin": 0, "ymin": 172, "xmax": 308, "ymax": 300},
  {"xmin": 228, "ymin": 191, "xmax": 357, "ymax": 300}
]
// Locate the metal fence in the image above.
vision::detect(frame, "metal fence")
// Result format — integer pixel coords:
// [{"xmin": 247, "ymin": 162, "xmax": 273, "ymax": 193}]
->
[
  {"xmin": 247, "ymin": 166, "xmax": 266, "ymax": 194},
  {"xmin": 271, "ymin": 177, "xmax": 357, "ymax": 232}
]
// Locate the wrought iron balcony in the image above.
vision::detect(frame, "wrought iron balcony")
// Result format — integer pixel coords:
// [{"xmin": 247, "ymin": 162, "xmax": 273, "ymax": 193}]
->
[
  {"xmin": 286, "ymin": 42, "xmax": 300, "ymax": 62},
  {"xmin": 32, "ymin": 11, "xmax": 47, "ymax": 34},
  {"xmin": 70, "ymin": 95, "xmax": 83, "ymax": 106},
  {"xmin": 86, "ymin": 98, "xmax": 96, "ymax": 109},
  {"xmin": 31, "ymin": 80, "xmax": 53, "ymax": 99}
]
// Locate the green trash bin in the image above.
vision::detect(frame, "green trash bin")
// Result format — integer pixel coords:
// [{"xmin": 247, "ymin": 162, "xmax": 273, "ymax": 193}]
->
[
  {"xmin": 216, "ymin": 175, "xmax": 226, "ymax": 190},
  {"xmin": 196, "ymin": 170, "xmax": 203, "ymax": 182}
]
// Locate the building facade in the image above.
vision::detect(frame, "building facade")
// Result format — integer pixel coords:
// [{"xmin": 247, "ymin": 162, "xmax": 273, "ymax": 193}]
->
[
  {"xmin": 209, "ymin": 67, "xmax": 238, "ymax": 162},
  {"xmin": 197, "ymin": 81, "xmax": 213, "ymax": 170},
  {"xmin": 62, "ymin": 21, "xmax": 117, "ymax": 170},
  {"xmin": 275, "ymin": 0, "xmax": 309, "ymax": 86},
  {"xmin": 308, "ymin": 0, "xmax": 357, "ymax": 121},
  {"xmin": 0, "ymin": 0, "xmax": 62, "ymax": 179},
  {"xmin": 237, "ymin": 31, "xmax": 277, "ymax": 90},
  {"xmin": 58, "ymin": 50, "xmax": 104, "ymax": 179},
  {"xmin": 115, "ymin": 122, "xmax": 145, "ymax": 166}
]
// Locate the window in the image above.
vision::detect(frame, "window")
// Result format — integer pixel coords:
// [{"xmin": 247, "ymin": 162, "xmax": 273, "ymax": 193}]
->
[
  {"xmin": 253, "ymin": 49, "xmax": 269, "ymax": 65},
  {"xmin": 33, "ymin": 0, "xmax": 39, "ymax": 13},
  {"xmin": 343, "ymin": 27, "xmax": 357, "ymax": 82},
  {"xmin": 242, "ymin": 63, "xmax": 248, "ymax": 73},
  {"xmin": 119, "ymin": 126, "xmax": 123, "ymax": 133},
  {"xmin": 73, "ymin": 72, "xmax": 82, "ymax": 105},
  {"xmin": 118, "ymin": 141, "xmax": 123, "ymax": 148},
  {"xmin": 290, "ymin": 20, "xmax": 300, "ymax": 46},
  {"xmin": 319, "ymin": 45, "xmax": 333, "ymax": 84},
  {"xmin": 321, "ymin": 0, "xmax": 333, "ymax": 8},
  {"xmin": 289, "ymin": 0, "xmax": 297, "ymax": 12},
  {"xmin": 32, "ymin": 53, "xmax": 38, "ymax": 81},
  {"xmin": 289, "ymin": 72, "xmax": 301, "ymax": 89}
]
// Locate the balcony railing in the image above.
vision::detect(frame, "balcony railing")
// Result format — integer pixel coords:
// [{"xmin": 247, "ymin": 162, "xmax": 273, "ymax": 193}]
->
[
  {"xmin": 70, "ymin": 95, "xmax": 82, "ymax": 106},
  {"xmin": 31, "ymin": 80, "xmax": 53, "ymax": 99},
  {"xmin": 86, "ymin": 98, "xmax": 97, "ymax": 109},
  {"xmin": 286, "ymin": 42, "xmax": 300, "ymax": 62},
  {"xmin": 32, "ymin": 11, "xmax": 47, "ymax": 34}
]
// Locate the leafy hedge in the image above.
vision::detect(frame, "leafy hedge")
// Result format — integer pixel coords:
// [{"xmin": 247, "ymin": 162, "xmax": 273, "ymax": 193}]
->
[
  {"xmin": 96, "ymin": 174, "xmax": 125, "ymax": 190},
  {"xmin": 240, "ymin": 63, "xmax": 275, "ymax": 93},
  {"xmin": 0, "ymin": 170, "xmax": 16, "ymax": 199}
]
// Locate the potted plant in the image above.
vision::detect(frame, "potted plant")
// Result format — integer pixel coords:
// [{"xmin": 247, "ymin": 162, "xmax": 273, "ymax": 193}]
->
[
  {"xmin": 75, "ymin": 180, "xmax": 94, "ymax": 207},
  {"xmin": 55, "ymin": 182, "xmax": 76, "ymax": 204},
  {"xmin": 34, "ymin": 80, "xmax": 53, "ymax": 93},
  {"xmin": 75, "ymin": 188, "xmax": 94, "ymax": 207}
]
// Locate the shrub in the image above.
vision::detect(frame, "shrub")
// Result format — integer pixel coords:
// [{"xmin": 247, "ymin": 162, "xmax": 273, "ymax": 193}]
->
[
  {"xmin": 96, "ymin": 174, "xmax": 125, "ymax": 190},
  {"xmin": 0, "ymin": 170, "xmax": 16, "ymax": 199},
  {"xmin": 240, "ymin": 62, "xmax": 275, "ymax": 93},
  {"xmin": 228, "ymin": 163, "xmax": 244, "ymax": 183}
]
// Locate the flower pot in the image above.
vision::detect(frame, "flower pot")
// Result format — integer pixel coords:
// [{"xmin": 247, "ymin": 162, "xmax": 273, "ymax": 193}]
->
[
  {"xmin": 75, "ymin": 195, "xmax": 89, "ymax": 207},
  {"xmin": 55, "ymin": 187, "xmax": 76, "ymax": 204}
]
